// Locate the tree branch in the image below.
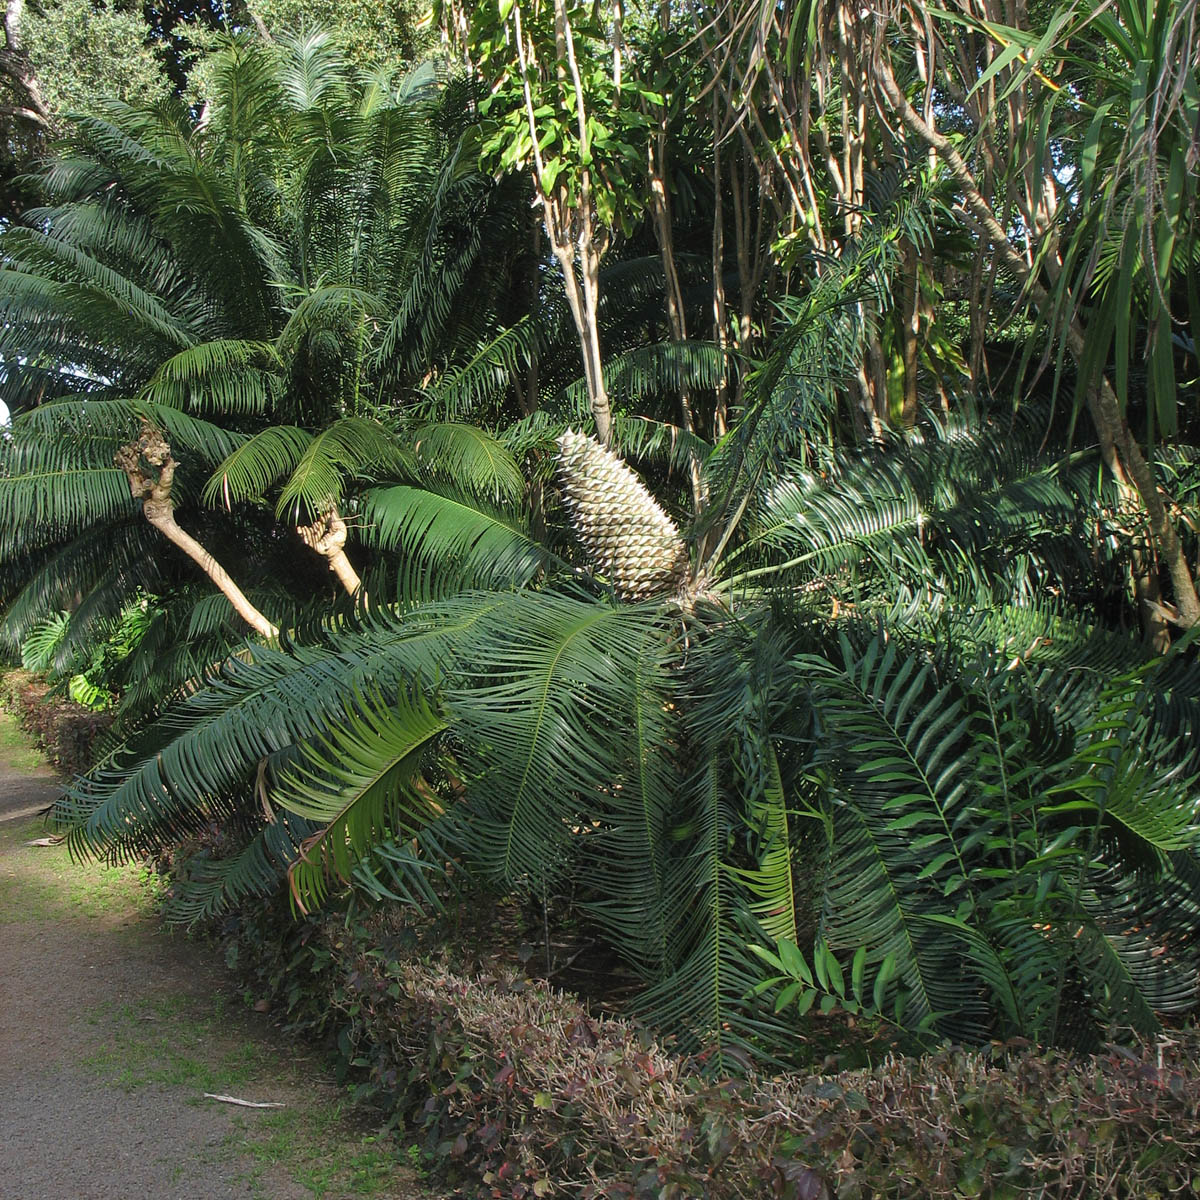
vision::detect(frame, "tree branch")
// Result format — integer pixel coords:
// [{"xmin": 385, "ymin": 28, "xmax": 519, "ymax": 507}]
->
[
  {"xmin": 115, "ymin": 423, "xmax": 279, "ymax": 639},
  {"xmin": 296, "ymin": 507, "xmax": 365, "ymax": 601}
]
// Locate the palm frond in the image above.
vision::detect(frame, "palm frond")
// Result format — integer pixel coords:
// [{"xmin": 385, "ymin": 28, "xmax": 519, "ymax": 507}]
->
[
  {"xmin": 278, "ymin": 686, "xmax": 447, "ymax": 911},
  {"xmin": 204, "ymin": 426, "xmax": 314, "ymax": 509},
  {"xmin": 140, "ymin": 339, "xmax": 284, "ymax": 416},
  {"xmin": 412, "ymin": 422, "xmax": 525, "ymax": 504},
  {"xmin": 359, "ymin": 485, "xmax": 550, "ymax": 598},
  {"xmin": 275, "ymin": 417, "xmax": 411, "ymax": 521}
]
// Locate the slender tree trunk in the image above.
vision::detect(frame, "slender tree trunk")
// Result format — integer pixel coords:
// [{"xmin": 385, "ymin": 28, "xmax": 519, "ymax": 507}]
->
[
  {"xmin": 898, "ymin": 242, "xmax": 921, "ymax": 426},
  {"xmin": 875, "ymin": 58, "xmax": 1200, "ymax": 630},
  {"xmin": 116, "ymin": 424, "xmax": 279, "ymax": 639},
  {"xmin": 512, "ymin": 1, "xmax": 613, "ymax": 445},
  {"xmin": 544, "ymin": 206, "xmax": 613, "ymax": 444},
  {"xmin": 647, "ymin": 127, "xmax": 707, "ymax": 516},
  {"xmin": 2, "ymin": 0, "xmax": 49, "ymax": 127},
  {"xmin": 711, "ymin": 98, "xmax": 730, "ymax": 438}
]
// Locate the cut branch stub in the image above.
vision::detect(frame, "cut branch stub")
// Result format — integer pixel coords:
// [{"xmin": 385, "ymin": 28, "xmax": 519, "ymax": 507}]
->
[
  {"xmin": 115, "ymin": 420, "xmax": 279, "ymax": 639},
  {"xmin": 556, "ymin": 429, "xmax": 689, "ymax": 601},
  {"xmin": 296, "ymin": 507, "xmax": 365, "ymax": 600}
]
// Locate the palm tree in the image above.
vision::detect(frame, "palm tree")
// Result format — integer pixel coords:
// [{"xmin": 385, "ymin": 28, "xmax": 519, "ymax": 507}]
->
[{"xmin": 0, "ymin": 29, "xmax": 538, "ymax": 716}]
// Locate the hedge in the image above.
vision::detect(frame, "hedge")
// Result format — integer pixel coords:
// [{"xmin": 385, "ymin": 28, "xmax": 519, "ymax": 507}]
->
[{"xmin": 218, "ymin": 898, "xmax": 1200, "ymax": 1199}]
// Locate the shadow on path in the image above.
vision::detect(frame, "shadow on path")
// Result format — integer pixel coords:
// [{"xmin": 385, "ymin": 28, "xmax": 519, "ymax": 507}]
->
[{"xmin": 0, "ymin": 716, "xmax": 429, "ymax": 1200}]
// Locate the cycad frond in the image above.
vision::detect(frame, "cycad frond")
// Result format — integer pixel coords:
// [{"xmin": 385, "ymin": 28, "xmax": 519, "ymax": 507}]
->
[
  {"xmin": 412, "ymin": 422, "xmax": 525, "ymax": 504},
  {"xmin": 140, "ymin": 339, "xmax": 283, "ymax": 415},
  {"xmin": 0, "ymin": 444, "xmax": 134, "ymax": 557},
  {"xmin": 204, "ymin": 426, "xmax": 315, "ymax": 509},
  {"xmin": 279, "ymin": 687, "xmax": 447, "ymax": 912},
  {"xmin": 446, "ymin": 593, "xmax": 676, "ymax": 887},
  {"xmin": 163, "ymin": 812, "xmax": 317, "ymax": 924},
  {"xmin": 20, "ymin": 612, "xmax": 70, "ymax": 672},
  {"xmin": 802, "ymin": 634, "xmax": 991, "ymax": 1040},
  {"xmin": 360, "ymin": 485, "xmax": 549, "ymax": 598},
  {"xmin": 275, "ymin": 417, "xmax": 411, "ymax": 521}
]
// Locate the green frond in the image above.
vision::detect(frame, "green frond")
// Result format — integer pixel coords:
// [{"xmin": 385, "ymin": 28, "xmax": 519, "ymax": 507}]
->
[
  {"xmin": 445, "ymin": 593, "xmax": 675, "ymax": 887},
  {"xmin": 634, "ymin": 760, "xmax": 768, "ymax": 1067},
  {"xmin": 277, "ymin": 28, "xmax": 349, "ymax": 112},
  {"xmin": 419, "ymin": 318, "xmax": 542, "ymax": 419},
  {"xmin": 278, "ymin": 687, "xmax": 447, "ymax": 912},
  {"xmin": 607, "ymin": 413, "xmax": 713, "ymax": 476},
  {"xmin": 6, "ymin": 400, "xmax": 245, "ymax": 499},
  {"xmin": 413, "ymin": 422, "xmax": 525, "ymax": 504},
  {"xmin": 54, "ymin": 593, "xmax": 506, "ymax": 864},
  {"xmin": 140, "ymin": 339, "xmax": 284, "ymax": 416},
  {"xmin": 801, "ymin": 635, "xmax": 991, "ymax": 1040},
  {"xmin": 576, "ymin": 620, "xmax": 682, "ymax": 978},
  {"xmin": 1, "ymin": 519, "xmax": 158, "ymax": 649},
  {"xmin": 20, "ymin": 612, "xmax": 70, "ymax": 672},
  {"xmin": 729, "ymin": 742, "xmax": 799, "ymax": 946},
  {"xmin": 0, "ymin": 231, "xmax": 196, "ymax": 351},
  {"xmin": 565, "ymin": 340, "xmax": 733, "ymax": 412},
  {"xmin": 204, "ymin": 426, "xmax": 314, "ymax": 509},
  {"xmin": 360, "ymin": 485, "xmax": 549, "ymax": 598},
  {"xmin": 162, "ymin": 812, "xmax": 317, "ymax": 924},
  {"xmin": 275, "ymin": 416, "xmax": 411, "ymax": 521},
  {"xmin": 276, "ymin": 286, "xmax": 387, "ymax": 359},
  {"xmin": 0, "ymin": 443, "xmax": 135, "ymax": 557}
]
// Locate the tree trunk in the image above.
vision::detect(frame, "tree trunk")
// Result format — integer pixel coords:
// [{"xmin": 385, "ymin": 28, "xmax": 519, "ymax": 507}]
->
[
  {"xmin": 512, "ymin": 0, "xmax": 613, "ymax": 446},
  {"xmin": 647, "ymin": 126, "xmax": 706, "ymax": 516},
  {"xmin": 116, "ymin": 424, "xmax": 279, "ymax": 639},
  {"xmin": 2, "ymin": 0, "xmax": 49, "ymax": 127}
]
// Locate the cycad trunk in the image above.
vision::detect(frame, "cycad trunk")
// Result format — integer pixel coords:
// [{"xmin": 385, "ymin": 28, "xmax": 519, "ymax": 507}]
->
[
  {"xmin": 115, "ymin": 423, "xmax": 279, "ymax": 639},
  {"xmin": 297, "ymin": 508, "xmax": 364, "ymax": 601}
]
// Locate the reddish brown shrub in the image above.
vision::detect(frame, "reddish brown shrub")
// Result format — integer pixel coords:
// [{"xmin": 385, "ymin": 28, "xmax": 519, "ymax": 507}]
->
[
  {"xmin": 221, "ymin": 899, "xmax": 1200, "ymax": 1199},
  {"xmin": 0, "ymin": 669, "xmax": 112, "ymax": 776}
]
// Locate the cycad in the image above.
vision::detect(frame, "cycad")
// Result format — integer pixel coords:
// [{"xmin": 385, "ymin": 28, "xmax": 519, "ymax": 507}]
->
[
  {"xmin": 15, "ymin": 68, "xmax": 1200, "ymax": 1068},
  {"xmin": 555, "ymin": 429, "xmax": 689, "ymax": 600},
  {"xmin": 0, "ymin": 30, "xmax": 529, "ymax": 713}
]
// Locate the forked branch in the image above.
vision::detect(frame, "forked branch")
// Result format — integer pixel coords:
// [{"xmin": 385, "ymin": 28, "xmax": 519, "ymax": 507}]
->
[
  {"xmin": 115, "ymin": 422, "xmax": 279, "ymax": 639},
  {"xmin": 296, "ymin": 507, "xmax": 365, "ymax": 600}
]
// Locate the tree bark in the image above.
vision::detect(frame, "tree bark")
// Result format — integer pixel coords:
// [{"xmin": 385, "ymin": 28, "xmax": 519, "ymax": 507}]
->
[
  {"xmin": 2, "ymin": 0, "xmax": 49, "ymax": 127},
  {"xmin": 647, "ymin": 127, "xmax": 707, "ymax": 516},
  {"xmin": 115, "ymin": 424, "xmax": 279, "ymax": 640},
  {"xmin": 297, "ymin": 508, "xmax": 365, "ymax": 601},
  {"xmin": 512, "ymin": 1, "xmax": 613, "ymax": 445}
]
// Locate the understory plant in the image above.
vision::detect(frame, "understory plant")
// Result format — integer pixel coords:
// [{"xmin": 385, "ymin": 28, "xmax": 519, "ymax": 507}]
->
[{"xmin": 217, "ymin": 896, "xmax": 1200, "ymax": 1199}]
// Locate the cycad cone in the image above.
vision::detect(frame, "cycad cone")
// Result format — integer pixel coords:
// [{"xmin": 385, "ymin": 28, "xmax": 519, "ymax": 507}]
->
[{"xmin": 556, "ymin": 430, "xmax": 689, "ymax": 601}]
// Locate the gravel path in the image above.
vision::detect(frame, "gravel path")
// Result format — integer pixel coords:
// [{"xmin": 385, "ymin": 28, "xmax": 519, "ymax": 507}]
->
[{"xmin": 0, "ymin": 728, "xmax": 431, "ymax": 1200}]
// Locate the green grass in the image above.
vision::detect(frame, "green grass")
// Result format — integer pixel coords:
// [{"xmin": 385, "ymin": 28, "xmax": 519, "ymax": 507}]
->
[
  {"xmin": 0, "ymin": 708, "xmax": 49, "ymax": 773},
  {"xmin": 80, "ymin": 994, "xmax": 277, "ymax": 1093},
  {"xmin": 236, "ymin": 1109, "xmax": 417, "ymax": 1199},
  {"xmin": 0, "ymin": 812, "xmax": 160, "ymax": 923},
  {"xmin": 80, "ymin": 992, "xmax": 419, "ymax": 1198},
  {"xmin": 0, "ymin": 706, "xmax": 427, "ymax": 1198},
  {"xmin": 0, "ymin": 709, "xmax": 162, "ymax": 922}
]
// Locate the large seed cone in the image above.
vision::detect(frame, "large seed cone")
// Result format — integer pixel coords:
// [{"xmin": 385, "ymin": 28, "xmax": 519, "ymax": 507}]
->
[{"xmin": 556, "ymin": 430, "xmax": 689, "ymax": 601}]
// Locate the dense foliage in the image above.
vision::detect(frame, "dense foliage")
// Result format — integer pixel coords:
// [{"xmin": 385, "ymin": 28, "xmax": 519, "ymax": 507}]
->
[
  {"xmin": 217, "ymin": 896, "xmax": 1200, "ymax": 1198},
  {"xmin": 2, "ymin": 0, "xmax": 1200, "ymax": 1084}
]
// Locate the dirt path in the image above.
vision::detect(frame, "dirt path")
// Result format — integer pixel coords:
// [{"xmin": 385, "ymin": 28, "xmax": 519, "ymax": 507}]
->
[{"xmin": 0, "ymin": 715, "xmax": 433, "ymax": 1200}]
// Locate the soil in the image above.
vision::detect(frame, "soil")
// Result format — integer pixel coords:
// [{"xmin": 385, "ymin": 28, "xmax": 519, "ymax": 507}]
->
[{"xmin": 0, "ymin": 724, "xmax": 434, "ymax": 1200}]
